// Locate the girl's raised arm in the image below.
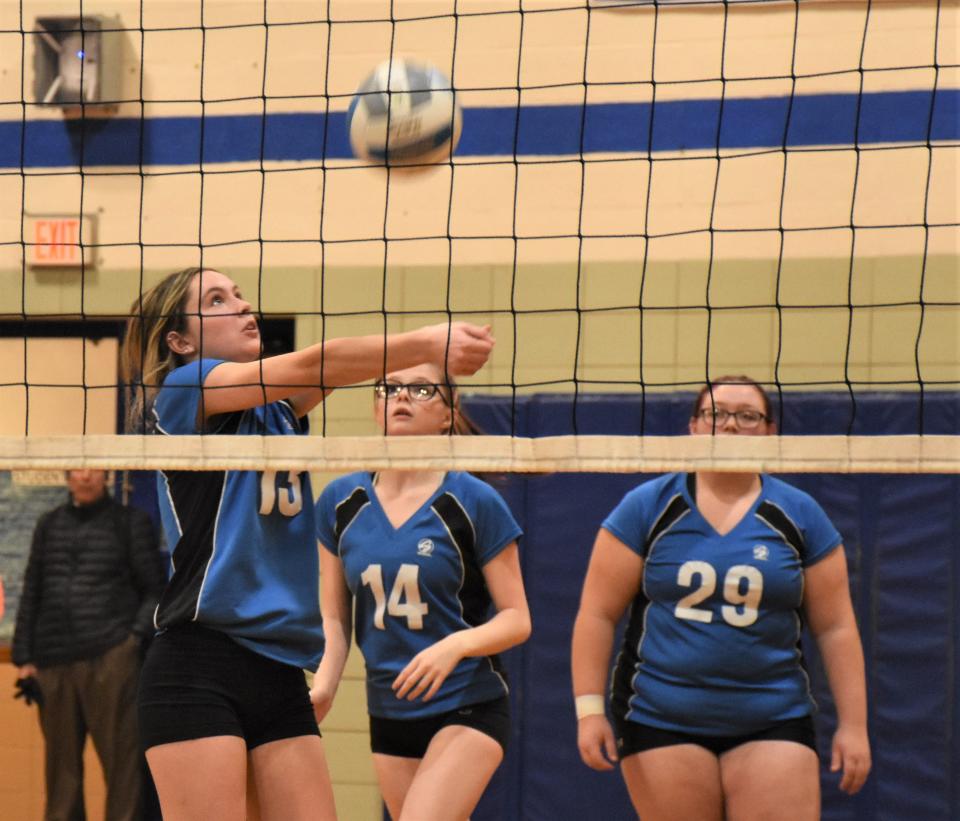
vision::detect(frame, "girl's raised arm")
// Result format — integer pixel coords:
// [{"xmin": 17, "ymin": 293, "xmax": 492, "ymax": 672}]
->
[{"xmin": 202, "ymin": 322, "xmax": 494, "ymax": 418}]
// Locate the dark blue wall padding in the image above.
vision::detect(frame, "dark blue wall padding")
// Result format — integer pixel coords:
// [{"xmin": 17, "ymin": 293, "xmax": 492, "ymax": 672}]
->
[{"xmin": 461, "ymin": 391, "xmax": 959, "ymax": 821}]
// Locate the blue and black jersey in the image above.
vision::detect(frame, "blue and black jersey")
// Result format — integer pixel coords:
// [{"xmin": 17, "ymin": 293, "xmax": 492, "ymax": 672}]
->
[
  {"xmin": 316, "ymin": 471, "xmax": 522, "ymax": 719},
  {"xmin": 152, "ymin": 358, "xmax": 322, "ymax": 670},
  {"xmin": 603, "ymin": 472, "xmax": 842, "ymax": 736}
]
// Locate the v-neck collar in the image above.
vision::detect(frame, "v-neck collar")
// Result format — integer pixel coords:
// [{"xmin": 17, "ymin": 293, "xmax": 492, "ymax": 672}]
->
[
  {"xmin": 683, "ymin": 472, "xmax": 766, "ymax": 539},
  {"xmin": 365, "ymin": 471, "xmax": 448, "ymax": 534}
]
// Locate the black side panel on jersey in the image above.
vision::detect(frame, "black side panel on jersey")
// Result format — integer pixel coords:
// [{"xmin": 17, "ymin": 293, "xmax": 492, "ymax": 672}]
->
[
  {"xmin": 644, "ymin": 491, "xmax": 692, "ymax": 558},
  {"xmin": 432, "ymin": 492, "xmax": 491, "ymax": 628},
  {"xmin": 154, "ymin": 469, "xmax": 228, "ymax": 628},
  {"xmin": 432, "ymin": 492, "xmax": 508, "ymax": 685},
  {"xmin": 757, "ymin": 500, "xmax": 810, "ymax": 672},
  {"xmin": 755, "ymin": 501, "xmax": 807, "ymax": 562},
  {"xmin": 334, "ymin": 487, "xmax": 371, "ymax": 543},
  {"xmin": 610, "ymin": 591, "xmax": 650, "ymax": 723}
]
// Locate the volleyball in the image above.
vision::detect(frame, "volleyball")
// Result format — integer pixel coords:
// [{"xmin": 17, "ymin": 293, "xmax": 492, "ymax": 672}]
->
[{"xmin": 346, "ymin": 59, "xmax": 462, "ymax": 165}]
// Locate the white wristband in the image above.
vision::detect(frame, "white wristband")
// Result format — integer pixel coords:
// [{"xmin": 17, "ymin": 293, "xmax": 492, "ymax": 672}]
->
[{"xmin": 574, "ymin": 694, "xmax": 605, "ymax": 720}]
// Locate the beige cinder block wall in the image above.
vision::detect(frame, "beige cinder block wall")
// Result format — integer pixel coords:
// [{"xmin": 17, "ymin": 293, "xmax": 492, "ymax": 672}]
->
[{"xmin": 0, "ymin": 1, "xmax": 955, "ymax": 818}]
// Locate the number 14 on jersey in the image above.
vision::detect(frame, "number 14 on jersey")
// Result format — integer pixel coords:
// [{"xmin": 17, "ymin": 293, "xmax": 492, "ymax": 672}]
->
[{"xmin": 361, "ymin": 563, "xmax": 429, "ymax": 630}]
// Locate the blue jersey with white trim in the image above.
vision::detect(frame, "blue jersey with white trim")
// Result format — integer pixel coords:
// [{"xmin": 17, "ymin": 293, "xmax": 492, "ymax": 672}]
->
[
  {"xmin": 316, "ymin": 471, "xmax": 522, "ymax": 718},
  {"xmin": 152, "ymin": 359, "xmax": 322, "ymax": 669},
  {"xmin": 603, "ymin": 472, "xmax": 842, "ymax": 736}
]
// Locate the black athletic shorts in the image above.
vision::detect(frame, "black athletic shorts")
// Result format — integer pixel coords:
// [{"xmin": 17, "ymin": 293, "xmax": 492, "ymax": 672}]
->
[
  {"xmin": 615, "ymin": 715, "xmax": 817, "ymax": 759},
  {"xmin": 138, "ymin": 623, "xmax": 319, "ymax": 751},
  {"xmin": 369, "ymin": 695, "xmax": 511, "ymax": 759}
]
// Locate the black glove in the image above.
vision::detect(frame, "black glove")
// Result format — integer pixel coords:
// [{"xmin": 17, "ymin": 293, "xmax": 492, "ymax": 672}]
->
[{"xmin": 14, "ymin": 676, "xmax": 43, "ymax": 708}]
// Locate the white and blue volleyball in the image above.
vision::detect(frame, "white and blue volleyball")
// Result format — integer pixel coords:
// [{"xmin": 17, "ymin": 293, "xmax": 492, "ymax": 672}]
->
[{"xmin": 347, "ymin": 60, "xmax": 462, "ymax": 165}]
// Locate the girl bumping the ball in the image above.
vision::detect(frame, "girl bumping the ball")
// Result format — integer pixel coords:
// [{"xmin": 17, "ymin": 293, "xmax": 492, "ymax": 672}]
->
[
  {"xmin": 312, "ymin": 363, "xmax": 531, "ymax": 821},
  {"xmin": 571, "ymin": 376, "xmax": 871, "ymax": 821},
  {"xmin": 121, "ymin": 267, "xmax": 494, "ymax": 821}
]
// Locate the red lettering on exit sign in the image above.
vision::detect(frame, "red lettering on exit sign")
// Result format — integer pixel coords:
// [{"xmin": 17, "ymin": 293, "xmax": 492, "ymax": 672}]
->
[{"xmin": 26, "ymin": 215, "xmax": 96, "ymax": 268}]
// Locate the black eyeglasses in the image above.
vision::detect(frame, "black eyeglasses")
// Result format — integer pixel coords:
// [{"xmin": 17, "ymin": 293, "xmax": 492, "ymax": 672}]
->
[
  {"xmin": 374, "ymin": 382, "xmax": 442, "ymax": 402},
  {"xmin": 697, "ymin": 408, "xmax": 769, "ymax": 429}
]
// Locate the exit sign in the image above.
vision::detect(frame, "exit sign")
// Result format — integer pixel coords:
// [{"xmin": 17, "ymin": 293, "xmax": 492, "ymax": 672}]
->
[{"xmin": 25, "ymin": 214, "xmax": 97, "ymax": 268}]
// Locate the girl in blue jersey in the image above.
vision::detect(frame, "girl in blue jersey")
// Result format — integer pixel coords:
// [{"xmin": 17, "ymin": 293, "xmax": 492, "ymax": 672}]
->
[
  {"xmin": 120, "ymin": 267, "xmax": 494, "ymax": 821},
  {"xmin": 311, "ymin": 362, "xmax": 531, "ymax": 821},
  {"xmin": 571, "ymin": 376, "xmax": 871, "ymax": 821}
]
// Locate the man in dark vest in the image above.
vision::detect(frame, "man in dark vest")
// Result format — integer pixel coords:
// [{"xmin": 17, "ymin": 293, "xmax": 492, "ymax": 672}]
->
[{"xmin": 12, "ymin": 469, "xmax": 165, "ymax": 821}]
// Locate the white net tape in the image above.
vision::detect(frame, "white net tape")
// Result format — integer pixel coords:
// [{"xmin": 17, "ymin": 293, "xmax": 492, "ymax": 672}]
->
[{"xmin": 1, "ymin": 434, "xmax": 957, "ymax": 474}]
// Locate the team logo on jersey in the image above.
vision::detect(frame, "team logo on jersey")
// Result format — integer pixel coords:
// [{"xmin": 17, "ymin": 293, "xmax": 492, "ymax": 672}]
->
[
  {"xmin": 753, "ymin": 544, "xmax": 770, "ymax": 561},
  {"xmin": 417, "ymin": 538, "xmax": 435, "ymax": 557}
]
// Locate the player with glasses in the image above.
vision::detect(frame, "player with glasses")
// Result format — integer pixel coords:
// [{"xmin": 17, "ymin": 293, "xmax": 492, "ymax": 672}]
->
[
  {"xmin": 313, "ymin": 363, "xmax": 531, "ymax": 820},
  {"xmin": 695, "ymin": 406, "xmax": 770, "ymax": 429},
  {"xmin": 572, "ymin": 375, "xmax": 870, "ymax": 821},
  {"xmin": 374, "ymin": 381, "xmax": 444, "ymax": 403}
]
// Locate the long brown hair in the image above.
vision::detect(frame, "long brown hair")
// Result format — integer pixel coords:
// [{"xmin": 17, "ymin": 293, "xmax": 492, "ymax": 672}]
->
[
  {"xmin": 120, "ymin": 267, "xmax": 203, "ymax": 432},
  {"xmin": 444, "ymin": 378, "xmax": 482, "ymax": 436}
]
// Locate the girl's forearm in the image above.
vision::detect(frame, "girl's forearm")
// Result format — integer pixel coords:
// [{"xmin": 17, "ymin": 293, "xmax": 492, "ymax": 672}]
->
[
  {"xmin": 453, "ymin": 608, "xmax": 531, "ymax": 658},
  {"xmin": 815, "ymin": 623, "xmax": 868, "ymax": 729},
  {"xmin": 312, "ymin": 329, "xmax": 435, "ymax": 389},
  {"xmin": 314, "ymin": 617, "xmax": 352, "ymax": 691},
  {"xmin": 571, "ymin": 610, "xmax": 616, "ymax": 697}
]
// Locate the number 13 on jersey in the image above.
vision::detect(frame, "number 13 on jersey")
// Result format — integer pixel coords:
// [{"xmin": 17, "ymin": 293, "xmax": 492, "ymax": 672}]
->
[
  {"xmin": 361, "ymin": 563, "xmax": 429, "ymax": 630},
  {"xmin": 259, "ymin": 470, "xmax": 303, "ymax": 516}
]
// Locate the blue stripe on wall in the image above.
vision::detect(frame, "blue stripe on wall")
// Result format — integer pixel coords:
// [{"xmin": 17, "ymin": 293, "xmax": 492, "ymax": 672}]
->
[{"xmin": 1, "ymin": 89, "xmax": 956, "ymax": 169}]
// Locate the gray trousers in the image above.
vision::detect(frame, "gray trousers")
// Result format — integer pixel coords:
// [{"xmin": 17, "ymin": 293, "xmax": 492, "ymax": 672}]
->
[{"xmin": 35, "ymin": 636, "xmax": 142, "ymax": 821}]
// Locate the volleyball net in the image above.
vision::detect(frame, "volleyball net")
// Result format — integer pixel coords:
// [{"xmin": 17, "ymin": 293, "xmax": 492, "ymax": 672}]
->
[{"xmin": 0, "ymin": 0, "xmax": 957, "ymax": 473}]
